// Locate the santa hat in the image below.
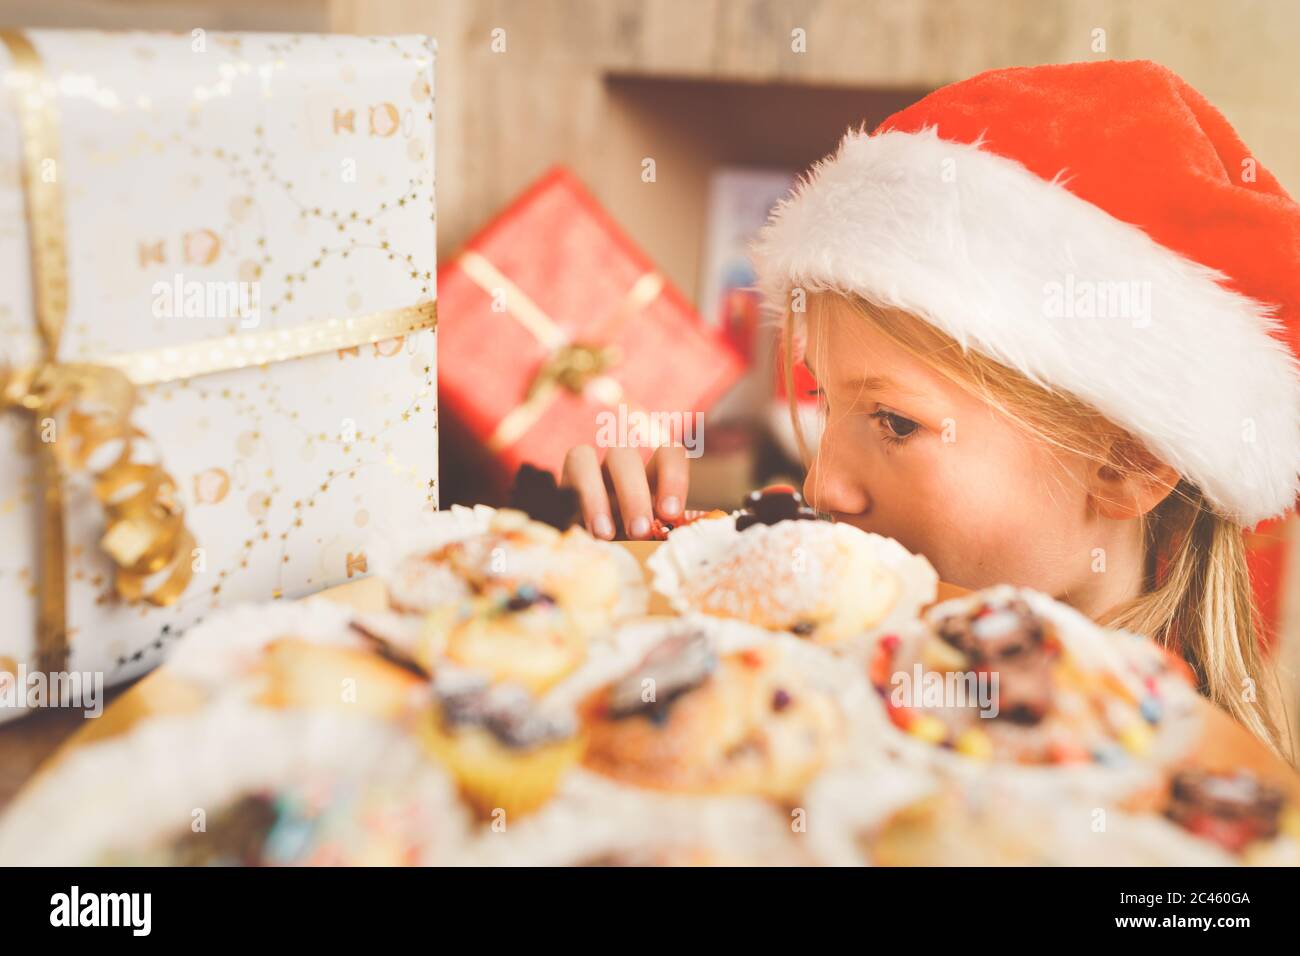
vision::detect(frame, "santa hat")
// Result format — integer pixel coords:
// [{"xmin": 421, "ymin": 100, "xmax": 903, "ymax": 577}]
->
[{"xmin": 755, "ymin": 60, "xmax": 1300, "ymax": 528}]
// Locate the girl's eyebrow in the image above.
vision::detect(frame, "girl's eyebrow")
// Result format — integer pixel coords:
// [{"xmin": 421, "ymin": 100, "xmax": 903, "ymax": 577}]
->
[
  {"xmin": 836, "ymin": 371, "xmax": 921, "ymax": 398},
  {"xmin": 851, "ymin": 374, "xmax": 910, "ymax": 394},
  {"xmin": 802, "ymin": 357, "xmax": 919, "ymax": 398}
]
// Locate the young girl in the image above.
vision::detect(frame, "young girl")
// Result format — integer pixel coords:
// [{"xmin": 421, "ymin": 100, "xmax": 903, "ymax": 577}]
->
[{"xmin": 561, "ymin": 60, "xmax": 1300, "ymax": 755}]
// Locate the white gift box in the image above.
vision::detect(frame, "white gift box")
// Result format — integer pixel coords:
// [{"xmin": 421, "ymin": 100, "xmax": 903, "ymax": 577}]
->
[{"xmin": 0, "ymin": 29, "xmax": 438, "ymax": 716}]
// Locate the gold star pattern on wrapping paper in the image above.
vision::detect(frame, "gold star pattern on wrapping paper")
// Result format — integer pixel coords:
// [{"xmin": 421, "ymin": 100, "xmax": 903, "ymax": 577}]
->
[{"xmin": 55, "ymin": 38, "xmax": 438, "ymax": 668}]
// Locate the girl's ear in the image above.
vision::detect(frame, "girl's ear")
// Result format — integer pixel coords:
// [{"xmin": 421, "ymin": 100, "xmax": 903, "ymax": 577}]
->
[{"xmin": 1088, "ymin": 436, "xmax": 1180, "ymax": 520}]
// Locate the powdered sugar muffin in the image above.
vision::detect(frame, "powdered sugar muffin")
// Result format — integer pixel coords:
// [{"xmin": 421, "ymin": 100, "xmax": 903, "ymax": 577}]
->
[
  {"xmin": 649, "ymin": 513, "xmax": 935, "ymax": 646},
  {"xmin": 382, "ymin": 506, "xmax": 645, "ymax": 636},
  {"xmin": 869, "ymin": 585, "xmax": 1200, "ymax": 798},
  {"xmin": 574, "ymin": 625, "xmax": 849, "ymax": 801}
]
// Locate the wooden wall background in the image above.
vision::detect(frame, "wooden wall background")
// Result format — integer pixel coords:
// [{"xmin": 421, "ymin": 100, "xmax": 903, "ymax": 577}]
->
[
  {"xmin": 327, "ymin": 0, "xmax": 1300, "ymax": 304},
  {"xmin": 5, "ymin": 0, "xmax": 1298, "ymax": 300}
]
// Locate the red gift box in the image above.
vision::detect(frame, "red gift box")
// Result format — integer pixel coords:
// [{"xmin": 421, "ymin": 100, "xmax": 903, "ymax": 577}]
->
[{"xmin": 439, "ymin": 167, "xmax": 745, "ymax": 487}]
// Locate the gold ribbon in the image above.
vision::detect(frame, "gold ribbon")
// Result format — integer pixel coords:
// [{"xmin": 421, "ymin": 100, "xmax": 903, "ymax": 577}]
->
[
  {"xmin": 1, "ymin": 30, "xmax": 437, "ymax": 671},
  {"xmin": 456, "ymin": 250, "xmax": 664, "ymax": 452}
]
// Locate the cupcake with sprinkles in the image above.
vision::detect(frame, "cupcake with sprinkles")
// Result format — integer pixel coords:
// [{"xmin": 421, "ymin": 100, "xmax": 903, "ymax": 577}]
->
[
  {"xmin": 379, "ymin": 505, "xmax": 646, "ymax": 634},
  {"xmin": 415, "ymin": 585, "xmax": 591, "ymax": 693},
  {"xmin": 464, "ymin": 769, "xmax": 816, "ymax": 866},
  {"xmin": 162, "ymin": 599, "xmax": 426, "ymax": 721},
  {"xmin": 366, "ymin": 506, "xmax": 648, "ymax": 691},
  {"xmin": 0, "ymin": 704, "xmax": 469, "ymax": 866},
  {"xmin": 869, "ymin": 585, "xmax": 1200, "ymax": 798},
  {"xmin": 166, "ymin": 600, "xmax": 372, "ymax": 692},
  {"xmin": 805, "ymin": 768, "xmax": 1232, "ymax": 866},
  {"xmin": 1160, "ymin": 769, "xmax": 1300, "ymax": 865},
  {"xmin": 562, "ymin": 617, "xmax": 872, "ymax": 802},
  {"xmin": 648, "ymin": 487, "xmax": 936, "ymax": 646},
  {"xmin": 255, "ymin": 637, "xmax": 427, "ymax": 721},
  {"xmin": 417, "ymin": 669, "xmax": 585, "ymax": 818}
]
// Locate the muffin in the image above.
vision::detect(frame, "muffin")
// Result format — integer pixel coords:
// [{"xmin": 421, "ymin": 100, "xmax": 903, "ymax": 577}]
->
[
  {"xmin": 648, "ymin": 508, "xmax": 936, "ymax": 646},
  {"xmin": 870, "ymin": 585, "xmax": 1200, "ymax": 798},
  {"xmin": 464, "ymin": 769, "xmax": 815, "ymax": 866},
  {"xmin": 372, "ymin": 507, "xmax": 648, "ymax": 690},
  {"xmin": 256, "ymin": 638, "xmax": 426, "ymax": 721},
  {"xmin": 417, "ymin": 670, "xmax": 584, "ymax": 819},
  {"xmin": 803, "ymin": 766, "xmax": 1230, "ymax": 866},
  {"xmin": 0, "ymin": 705, "xmax": 469, "ymax": 866},
  {"xmin": 576, "ymin": 627, "xmax": 846, "ymax": 800},
  {"xmin": 354, "ymin": 571, "xmax": 594, "ymax": 695},
  {"xmin": 384, "ymin": 506, "xmax": 644, "ymax": 635},
  {"xmin": 162, "ymin": 600, "xmax": 428, "ymax": 722},
  {"xmin": 1162, "ymin": 769, "xmax": 1300, "ymax": 865},
  {"xmin": 97, "ymin": 780, "xmax": 433, "ymax": 867},
  {"xmin": 864, "ymin": 785, "xmax": 1230, "ymax": 866},
  {"xmin": 165, "ymin": 599, "xmax": 373, "ymax": 695},
  {"xmin": 420, "ymin": 588, "xmax": 589, "ymax": 693}
]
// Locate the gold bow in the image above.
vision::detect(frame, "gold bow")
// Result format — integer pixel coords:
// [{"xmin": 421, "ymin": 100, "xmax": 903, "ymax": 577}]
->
[
  {"xmin": 455, "ymin": 250, "xmax": 662, "ymax": 453},
  {"xmin": 526, "ymin": 343, "xmax": 623, "ymax": 399},
  {"xmin": 1, "ymin": 30, "xmax": 436, "ymax": 672},
  {"xmin": 1, "ymin": 362, "xmax": 197, "ymax": 622}
]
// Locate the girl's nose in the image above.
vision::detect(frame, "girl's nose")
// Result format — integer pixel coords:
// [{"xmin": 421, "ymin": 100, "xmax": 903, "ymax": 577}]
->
[{"xmin": 803, "ymin": 455, "xmax": 871, "ymax": 517}]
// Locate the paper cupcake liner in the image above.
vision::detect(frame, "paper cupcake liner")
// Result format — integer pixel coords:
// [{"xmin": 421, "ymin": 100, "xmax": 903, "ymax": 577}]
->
[
  {"xmin": 460, "ymin": 769, "xmax": 815, "ymax": 866},
  {"xmin": 803, "ymin": 767, "xmax": 1236, "ymax": 866},
  {"xmin": 647, "ymin": 514, "xmax": 937, "ymax": 648},
  {"xmin": 369, "ymin": 504, "xmax": 649, "ymax": 623},
  {"xmin": 165, "ymin": 598, "xmax": 372, "ymax": 696},
  {"xmin": 0, "ymin": 702, "xmax": 470, "ymax": 866},
  {"xmin": 872, "ymin": 586, "xmax": 1202, "ymax": 803}
]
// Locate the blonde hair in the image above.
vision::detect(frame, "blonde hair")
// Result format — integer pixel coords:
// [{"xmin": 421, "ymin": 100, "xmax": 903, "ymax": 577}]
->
[{"xmin": 786, "ymin": 293, "xmax": 1291, "ymax": 757}]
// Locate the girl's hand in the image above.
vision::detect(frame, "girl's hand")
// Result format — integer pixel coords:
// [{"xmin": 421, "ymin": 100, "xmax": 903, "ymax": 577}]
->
[{"xmin": 560, "ymin": 444, "xmax": 689, "ymax": 540}]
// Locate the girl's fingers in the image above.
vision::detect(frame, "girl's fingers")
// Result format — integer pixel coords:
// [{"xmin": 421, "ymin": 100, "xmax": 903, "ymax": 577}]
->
[
  {"xmin": 650, "ymin": 444, "xmax": 689, "ymax": 520},
  {"xmin": 561, "ymin": 445, "xmax": 615, "ymax": 539},
  {"xmin": 603, "ymin": 446, "xmax": 655, "ymax": 539}
]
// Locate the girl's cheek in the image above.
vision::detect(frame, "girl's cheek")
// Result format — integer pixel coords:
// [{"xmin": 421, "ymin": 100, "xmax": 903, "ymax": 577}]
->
[
  {"xmin": 874, "ymin": 438, "xmax": 1025, "ymax": 570},
  {"xmin": 930, "ymin": 454, "xmax": 1080, "ymax": 588}
]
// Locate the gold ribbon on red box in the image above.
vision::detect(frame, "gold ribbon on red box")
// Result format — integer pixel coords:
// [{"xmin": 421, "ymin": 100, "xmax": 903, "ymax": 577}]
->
[
  {"xmin": 455, "ymin": 248, "xmax": 662, "ymax": 453},
  {"xmin": 0, "ymin": 30, "xmax": 437, "ymax": 671}
]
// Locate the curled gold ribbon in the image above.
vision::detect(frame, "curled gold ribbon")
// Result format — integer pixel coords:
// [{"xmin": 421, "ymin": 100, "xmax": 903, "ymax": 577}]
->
[
  {"xmin": 0, "ymin": 365, "xmax": 198, "ymax": 621},
  {"xmin": 1, "ymin": 30, "xmax": 437, "ymax": 671},
  {"xmin": 455, "ymin": 250, "xmax": 663, "ymax": 453}
]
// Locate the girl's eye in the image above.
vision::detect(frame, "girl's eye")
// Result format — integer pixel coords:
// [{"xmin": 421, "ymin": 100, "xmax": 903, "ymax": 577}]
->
[{"xmin": 870, "ymin": 409, "xmax": 920, "ymax": 445}]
